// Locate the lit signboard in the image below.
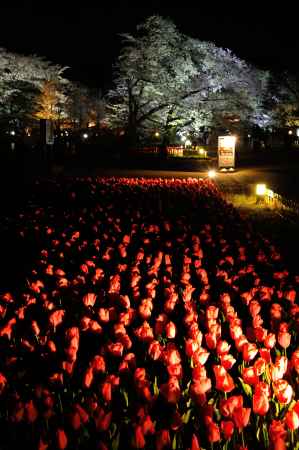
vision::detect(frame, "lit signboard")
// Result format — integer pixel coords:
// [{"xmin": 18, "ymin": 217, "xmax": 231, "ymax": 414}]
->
[{"xmin": 218, "ymin": 136, "xmax": 236, "ymax": 169}]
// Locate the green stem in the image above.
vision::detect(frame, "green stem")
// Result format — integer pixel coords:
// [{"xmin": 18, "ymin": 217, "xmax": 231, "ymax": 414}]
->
[
  {"xmin": 291, "ymin": 430, "xmax": 294, "ymax": 446},
  {"xmin": 241, "ymin": 431, "xmax": 245, "ymax": 448}
]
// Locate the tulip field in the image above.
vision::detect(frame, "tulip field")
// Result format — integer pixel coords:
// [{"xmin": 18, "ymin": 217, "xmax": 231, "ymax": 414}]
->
[{"xmin": 0, "ymin": 176, "xmax": 298, "ymax": 450}]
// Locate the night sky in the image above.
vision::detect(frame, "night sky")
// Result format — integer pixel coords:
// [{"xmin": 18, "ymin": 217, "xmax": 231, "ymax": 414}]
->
[{"xmin": 1, "ymin": 6, "xmax": 298, "ymax": 89}]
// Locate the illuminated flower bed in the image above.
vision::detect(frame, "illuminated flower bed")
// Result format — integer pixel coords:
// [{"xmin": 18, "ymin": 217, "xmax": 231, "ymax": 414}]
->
[{"xmin": 0, "ymin": 177, "xmax": 298, "ymax": 450}]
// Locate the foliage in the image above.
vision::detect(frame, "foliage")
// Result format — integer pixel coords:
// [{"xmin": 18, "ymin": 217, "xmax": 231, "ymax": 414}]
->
[{"xmin": 106, "ymin": 15, "xmax": 270, "ymax": 144}]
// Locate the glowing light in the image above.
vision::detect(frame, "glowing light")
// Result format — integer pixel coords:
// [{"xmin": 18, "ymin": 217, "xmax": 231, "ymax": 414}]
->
[
  {"xmin": 208, "ymin": 170, "xmax": 216, "ymax": 178},
  {"xmin": 83, "ymin": 133, "xmax": 88, "ymax": 139},
  {"xmin": 297, "ymin": 129, "xmax": 299, "ymax": 137},
  {"xmin": 222, "ymin": 135, "xmax": 236, "ymax": 147},
  {"xmin": 199, "ymin": 148, "xmax": 204, "ymax": 155},
  {"xmin": 256, "ymin": 184, "xmax": 267, "ymax": 196},
  {"xmin": 154, "ymin": 132, "xmax": 160, "ymax": 138},
  {"xmin": 10, "ymin": 130, "xmax": 15, "ymax": 136},
  {"xmin": 185, "ymin": 139, "xmax": 192, "ymax": 147},
  {"xmin": 288, "ymin": 130, "xmax": 293, "ymax": 135}
]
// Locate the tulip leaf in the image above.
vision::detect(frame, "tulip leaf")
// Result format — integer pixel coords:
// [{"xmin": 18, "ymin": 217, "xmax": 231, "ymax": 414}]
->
[
  {"xmin": 256, "ymin": 425, "xmax": 261, "ymax": 442},
  {"xmin": 214, "ymin": 407, "xmax": 221, "ymax": 422},
  {"xmin": 121, "ymin": 389, "xmax": 129, "ymax": 408},
  {"xmin": 112, "ymin": 432, "xmax": 120, "ymax": 450},
  {"xmin": 172, "ymin": 434, "xmax": 177, "ymax": 449},
  {"xmin": 183, "ymin": 381, "xmax": 191, "ymax": 397},
  {"xmin": 288, "ymin": 400, "xmax": 296, "ymax": 411},
  {"xmin": 262, "ymin": 423, "xmax": 269, "ymax": 448},
  {"xmin": 238, "ymin": 377, "xmax": 252, "ymax": 398},
  {"xmin": 154, "ymin": 376, "xmax": 159, "ymax": 396},
  {"xmin": 182, "ymin": 409, "xmax": 192, "ymax": 424}
]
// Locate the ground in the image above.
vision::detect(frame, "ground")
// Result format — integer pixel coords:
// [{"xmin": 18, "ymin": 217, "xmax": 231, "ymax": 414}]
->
[{"xmin": 0, "ymin": 152, "xmax": 299, "ymax": 449}]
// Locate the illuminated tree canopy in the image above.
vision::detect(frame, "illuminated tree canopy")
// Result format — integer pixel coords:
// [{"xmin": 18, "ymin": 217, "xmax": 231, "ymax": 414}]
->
[
  {"xmin": 106, "ymin": 15, "xmax": 271, "ymax": 144},
  {"xmin": 0, "ymin": 47, "xmax": 69, "ymax": 125}
]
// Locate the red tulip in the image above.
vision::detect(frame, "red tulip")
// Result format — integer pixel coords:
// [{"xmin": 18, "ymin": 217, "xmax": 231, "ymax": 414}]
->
[
  {"xmin": 0, "ymin": 373, "xmax": 7, "ymax": 394},
  {"xmin": 133, "ymin": 425, "xmax": 146, "ymax": 448},
  {"xmin": 148, "ymin": 340, "xmax": 162, "ymax": 360},
  {"xmin": 249, "ymin": 300, "xmax": 261, "ymax": 317},
  {"xmin": 107, "ymin": 342, "xmax": 124, "ymax": 357},
  {"xmin": 38, "ymin": 438, "xmax": 49, "ymax": 450},
  {"xmin": 75, "ymin": 404, "xmax": 89, "ymax": 423},
  {"xmin": 163, "ymin": 344, "xmax": 181, "ymax": 365},
  {"xmin": 189, "ymin": 434, "xmax": 201, "ymax": 450},
  {"xmin": 259, "ymin": 347, "xmax": 271, "ymax": 363},
  {"xmin": 273, "ymin": 380, "xmax": 293, "ymax": 404},
  {"xmin": 264, "ymin": 332, "xmax": 276, "ymax": 349},
  {"xmin": 25, "ymin": 399, "xmax": 38, "ymax": 423},
  {"xmin": 220, "ymin": 354, "xmax": 236, "ymax": 370},
  {"xmin": 291, "ymin": 349, "xmax": 299, "ymax": 374},
  {"xmin": 220, "ymin": 420, "xmax": 234, "ymax": 439},
  {"xmin": 185, "ymin": 339, "xmax": 199, "ymax": 357},
  {"xmin": 91, "ymin": 355, "xmax": 106, "ymax": 373},
  {"xmin": 207, "ymin": 421, "xmax": 220, "ymax": 443},
  {"xmin": 191, "ymin": 377, "xmax": 212, "ymax": 396},
  {"xmin": 278, "ymin": 331, "xmax": 291, "ymax": 349},
  {"xmin": 216, "ymin": 340, "xmax": 231, "ymax": 355},
  {"xmin": 165, "ymin": 321, "xmax": 176, "ymax": 339},
  {"xmin": 253, "ymin": 357, "xmax": 266, "ymax": 376},
  {"xmin": 213, "ymin": 365, "xmax": 235, "ymax": 393},
  {"xmin": 134, "ymin": 321, "xmax": 154, "ymax": 342},
  {"xmin": 98, "ymin": 308, "xmax": 110, "ymax": 323},
  {"xmin": 205, "ymin": 332, "xmax": 217, "ymax": 350},
  {"xmin": 94, "ymin": 408, "xmax": 112, "ymax": 431},
  {"xmin": 220, "ymin": 395, "xmax": 243, "ymax": 417},
  {"xmin": 254, "ymin": 326, "xmax": 267, "ymax": 343},
  {"xmin": 49, "ymin": 309, "xmax": 65, "ymax": 328},
  {"xmin": 242, "ymin": 342, "xmax": 258, "ymax": 362},
  {"xmin": 270, "ymin": 358, "xmax": 288, "ymax": 382},
  {"xmin": 242, "ymin": 366, "xmax": 259, "ymax": 385},
  {"xmin": 285, "ymin": 410, "xmax": 299, "ymax": 430},
  {"xmin": 56, "ymin": 429, "xmax": 68, "ymax": 450},
  {"xmin": 139, "ymin": 299, "xmax": 153, "ymax": 320},
  {"xmin": 269, "ymin": 420, "xmax": 287, "ymax": 442},
  {"xmin": 70, "ymin": 411, "xmax": 81, "ymax": 430},
  {"xmin": 192, "ymin": 348, "xmax": 210, "ymax": 366},
  {"xmin": 156, "ymin": 429, "xmax": 171, "ymax": 450},
  {"xmin": 160, "ymin": 376, "xmax": 181, "ymax": 404},
  {"xmin": 235, "ymin": 335, "xmax": 248, "ymax": 352},
  {"xmin": 206, "ymin": 305, "xmax": 219, "ymax": 319},
  {"xmin": 142, "ymin": 415, "xmax": 155, "ymax": 435},
  {"xmin": 83, "ymin": 367, "xmax": 93, "ymax": 388},
  {"xmin": 232, "ymin": 407, "xmax": 251, "ymax": 431},
  {"xmin": 253, "ymin": 391, "xmax": 269, "ymax": 415},
  {"xmin": 167, "ymin": 363, "xmax": 183, "ymax": 379}
]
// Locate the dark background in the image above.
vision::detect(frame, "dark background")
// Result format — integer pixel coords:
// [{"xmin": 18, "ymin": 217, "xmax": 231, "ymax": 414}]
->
[{"xmin": 0, "ymin": 5, "xmax": 298, "ymax": 87}]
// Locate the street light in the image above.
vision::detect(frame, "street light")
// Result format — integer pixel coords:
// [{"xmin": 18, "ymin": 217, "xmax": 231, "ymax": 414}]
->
[
  {"xmin": 154, "ymin": 131, "xmax": 160, "ymax": 138},
  {"xmin": 208, "ymin": 170, "xmax": 216, "ymax": 178},
  {"xmin": 256, "ymin": 184, "xmax": 267, "ymax": 196},
  {"xmin": 83, "ymin": 133, "xmax": 88, "ymax": 139},
  {"xmin": 10, "ymin": 130, "xmax": 15, "ymax": 136}
]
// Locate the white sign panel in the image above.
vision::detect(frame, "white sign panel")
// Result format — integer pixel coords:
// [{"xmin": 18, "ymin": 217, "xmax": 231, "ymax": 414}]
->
[{"xmin": 218, "ymin": 136, "xmax": 236, "ymax": 168}]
